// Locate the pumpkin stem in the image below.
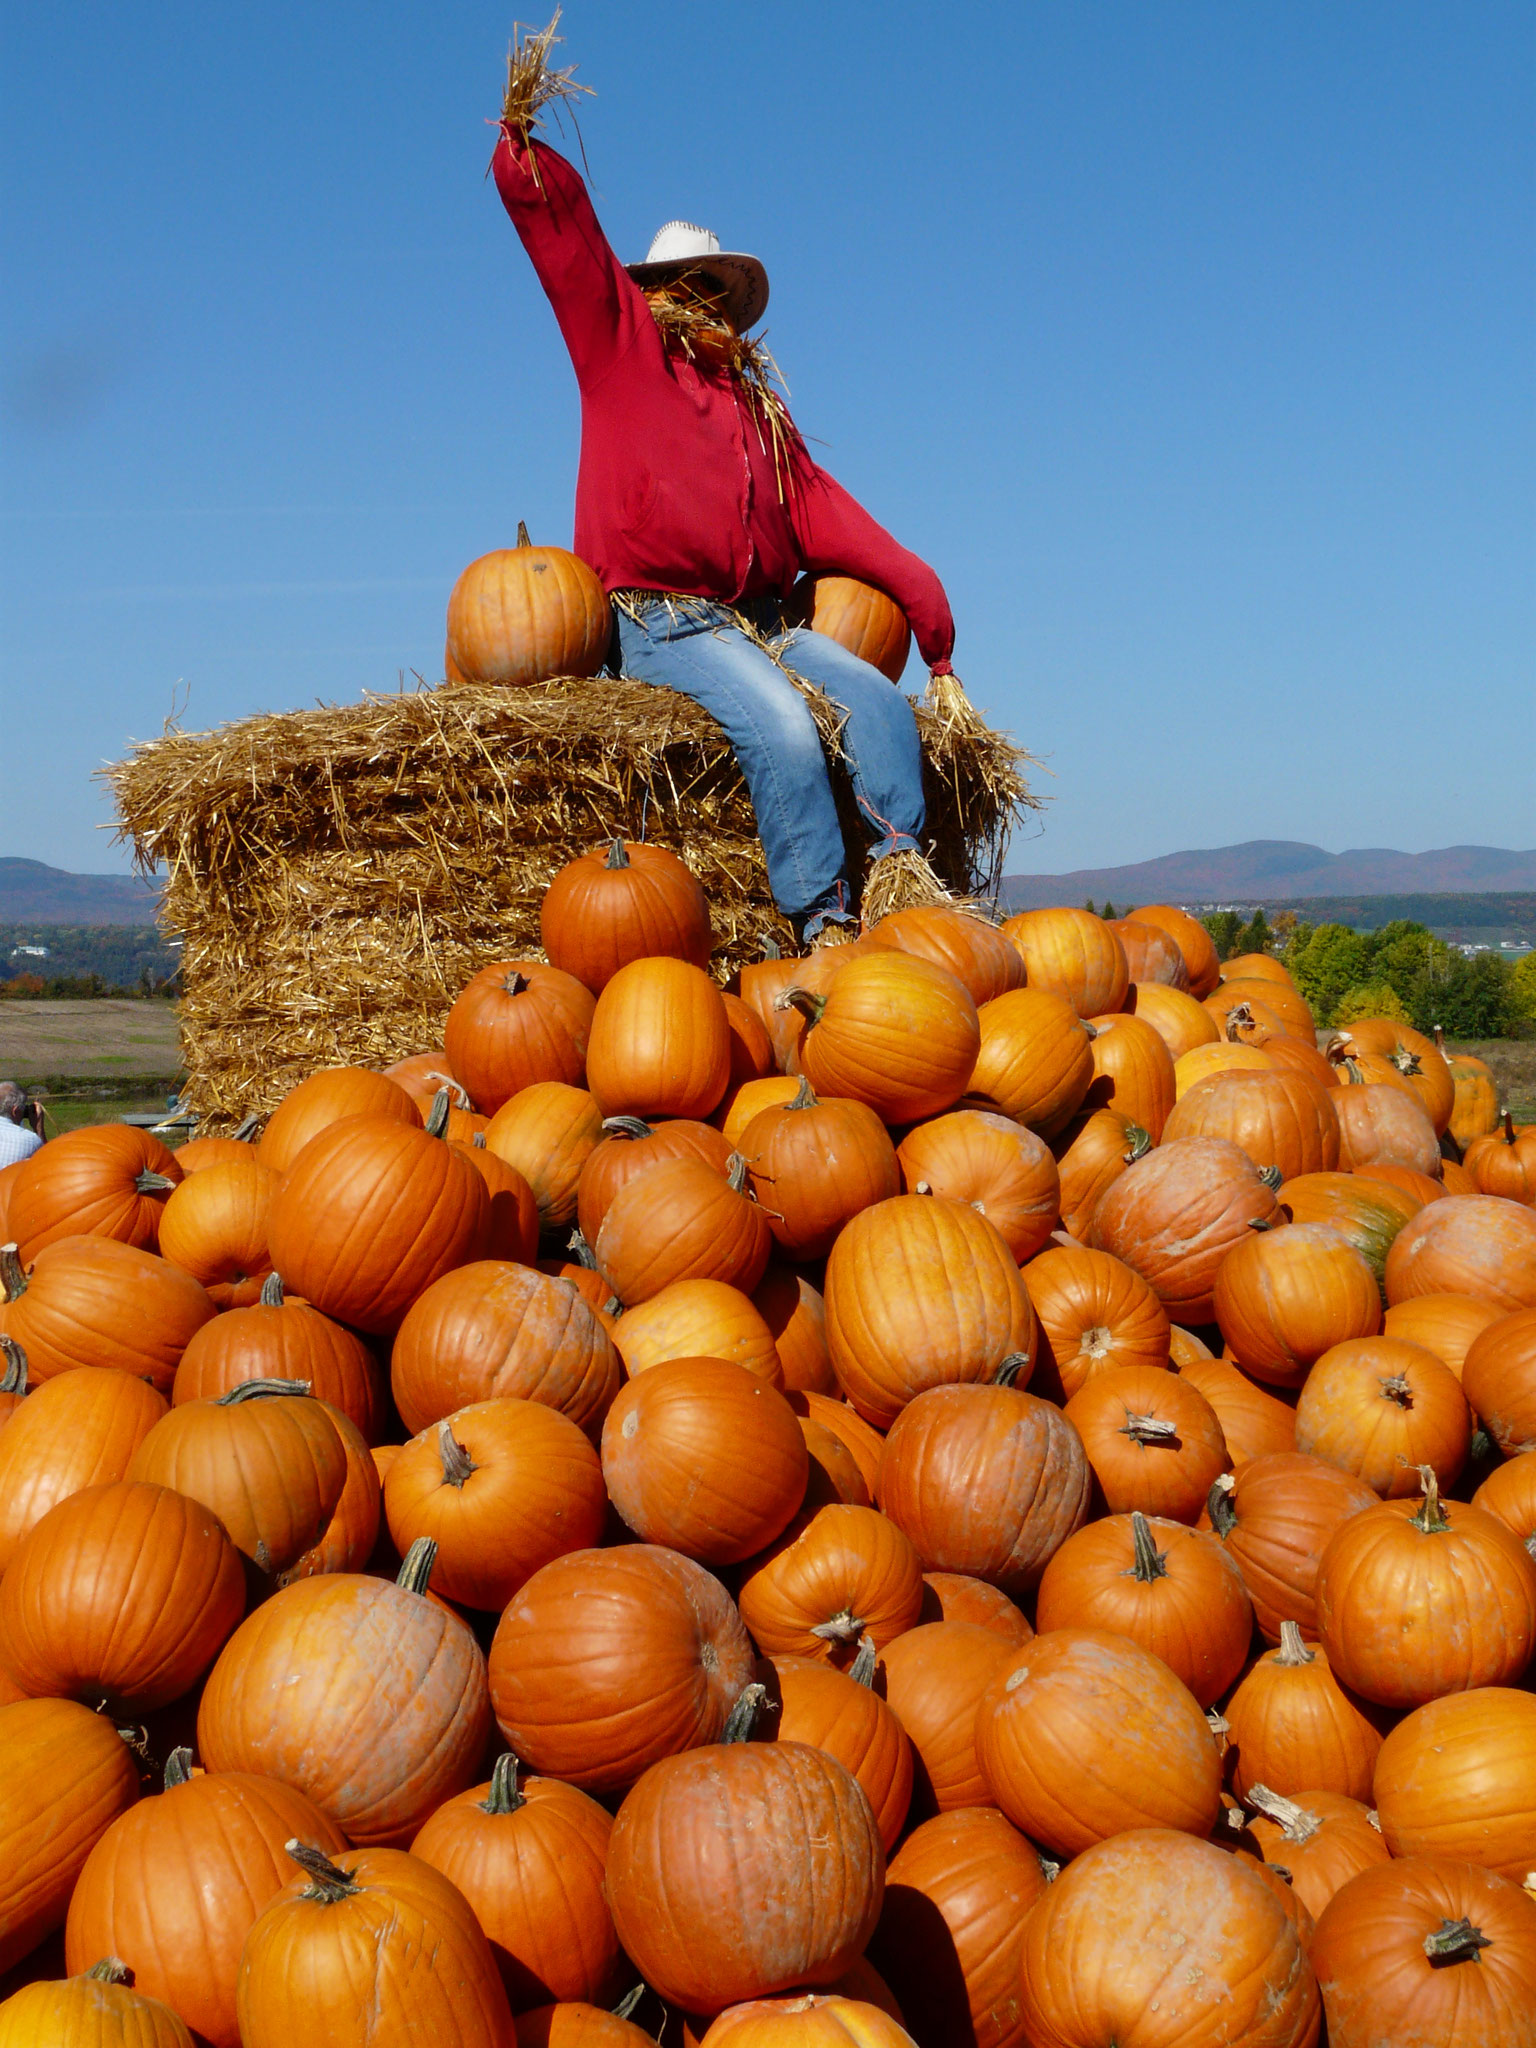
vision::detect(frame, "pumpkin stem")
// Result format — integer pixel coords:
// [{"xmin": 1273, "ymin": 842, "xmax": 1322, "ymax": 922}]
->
[
  {"xmin": 913, "ymin": 1179, "xmax": 933, "ymax": 1196},
  {"xmin": 135, "ymin": 1170, "xmax": 177, "ymax": 1194},
  {"xmin": 1129, "ymin": 1511, "xmax": 1168, "ymax": 1582},
  {"xmin": 502, "ymin": 970, "xmax": 531, "ymax": 997},
  {"xmin": 1206, "ymin": 1473, "xmax": 1237, "ymax": 1537},
  {"xmin": 1122, "ymin": 1124, "xmax": 1153, "ymax": 1164},
  {"xmin": 600, "ymin": 1116, "xmax": 655, "ymax": 1141},
  {"xmin": 438, "ymin": 1419, "xmax": 478, "ymax": 1489},
  {"xmin": 285, "ymin": 1839, "xmax": 361, "ymax": 1903},
  {"xmin": 810, "ymin": 1607, "xmax": 866, "ymax": 1643},
  {"xmin": 230, "ymin": 1111, "xmax": 264, "ymax": 1141},
  {"xmin": 1380, "ymin": 1374, "xmax": 1413, "ymax": 1408},
  {"xmin": 516, "ymin": 519, "xmax": 531, "ymax": 547},
  {"xmin": 786, "ymin": 1075, "xmax": 818, "ymax": 1111},
  {"xmin": 1206, "ymin": 1708, "xmax": 1230, "ymax": 1744},
  {"xmin": 1258, "ymin": 1165, "xmax": 1283, "ymax": 1193},
  {"xmin": 772, "ymin": 985, "xmax": 826, "ymax": 1026},
  {"xmin": 727, "ymin": 1152, "xmax": 751, "ymax": 1194},
  {"xmin": 1224, "ymin": 1003, "xmax": 1256, "ymax": 1043},
  {"xmin": 721, "ymin": 1682, "xmax": 768, "ymax": 1742},
  {"xmin": 163, "ymin": 1747, "xmax": 194, "ymax": 1789},
  {"xmin": 472, "ymin": 1132, "xmax": 486, "ymax": 1150},
  {"xmin": 1390, "ymin": 1048, "xmax": 1424, "ymax": 1078},
  {"xmin": 0, "ymin": 1244, "xmax": 26, "ymax": 1302},
  {"xmin": 259, "ymin": 1271, "xmax": 285, "ymax": 1307},
  {"xmin": 0, "ymin": 1336, "xmax": 26, "ymax": 1397},
  {"xmin": 612, "ymin": 1984, "xmax": 647, "ymax": 2021},
  {"xmin": 848, "ymin": 1633, "xmax": 877, "ymax": 1687},
  {"xmin": 481, "ymin": 1752, "xmax": 525, "ymax": 1814},
  {"xmin": 425, "ymin": 1088, "xmax": 454, "ymax": 1140},
  {"xmin": 762, "ymin": 936, "xmax": 783, "ymax": 961},
  {"xmin": 1501, "ymin": 1107, "xmax": 1516, "ymax": 1146},
  {"xmin": 994, "ymin": 1351, "xmax": 1031, "ymax": 1387},
  {"xmin": 1247, "ymin": 1216, "xmax": 1277, "ymax": 1233},
  {"xmin": 396, "ymin": 1537, "xmax": 439, "ymax": 1595},
  {"xmin": 216, "ymin": 1377, "xmax": 312, "ymax": 1404},
  {"xmin": 565, "ymin": 1227, "xmax": 600, "ymax": 1270},
  {"xmin": 1411, "ymin": 1466, "xmax": 1452, "ymax": 1534},
  {"xmin": 1423, "ymin": 1917, "xmax": 1492, "ymax": 1965},
  {"xmin": 1274, "ymin": 1620, "xmax": 1316, "ymax": 1668},
  {"xmin": 1119, "ymin": 1412, "xmax": 1180, "ymax": 1445},
  {"xmin": 603, "ymin": 838, "xmax": 631, "ymax": 870},
  {"xmin": 84, "ymin": 1959, "xmax": 134, "ymax": 1985}
]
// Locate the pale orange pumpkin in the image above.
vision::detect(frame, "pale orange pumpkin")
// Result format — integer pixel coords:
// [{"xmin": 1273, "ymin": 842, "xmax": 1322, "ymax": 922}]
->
[{"xmin": 446, "ymin": 529, "xmax": 612, "ymax": 686}]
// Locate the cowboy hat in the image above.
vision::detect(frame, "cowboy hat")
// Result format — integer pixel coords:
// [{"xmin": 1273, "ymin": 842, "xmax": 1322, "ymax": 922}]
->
[{"xmin": 625, "ymin": 221, "xmax": 769, "ymax": 332}]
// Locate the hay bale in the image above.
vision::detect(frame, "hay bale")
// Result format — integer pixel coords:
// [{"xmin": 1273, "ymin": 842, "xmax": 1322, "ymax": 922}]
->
[{"xmin": 104, "ymin": 675, "xmax": 1037, "ymax": 1129}]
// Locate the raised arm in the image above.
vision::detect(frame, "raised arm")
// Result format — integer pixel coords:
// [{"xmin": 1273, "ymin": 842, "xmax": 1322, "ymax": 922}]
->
[
  {"xmin": 492, "ymin": 128, "xmax": 655, "ymax": 390},
  {"xmin": 789, "ymin": 450, "xmax": 957, "ymax": 673}
]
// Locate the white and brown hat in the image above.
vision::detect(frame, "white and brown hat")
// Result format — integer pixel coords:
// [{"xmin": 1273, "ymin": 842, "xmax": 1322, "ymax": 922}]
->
[{"xmin": 625, "ymin": 221, "xmax": 769, "ymax": 331}]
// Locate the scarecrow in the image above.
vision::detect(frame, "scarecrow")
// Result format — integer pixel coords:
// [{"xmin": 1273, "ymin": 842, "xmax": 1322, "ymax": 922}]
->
[{"xmin": 493, "ymin": 18, "xmax": 971, "ymax": 940}]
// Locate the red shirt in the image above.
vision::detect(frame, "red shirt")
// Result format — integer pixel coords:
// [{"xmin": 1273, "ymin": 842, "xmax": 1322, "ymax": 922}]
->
[{"xmin": 492, "ymin": 129, "xmax": 955, "ymax": 672}]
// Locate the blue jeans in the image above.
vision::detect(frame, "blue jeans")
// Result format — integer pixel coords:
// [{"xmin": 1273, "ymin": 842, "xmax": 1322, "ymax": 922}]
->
[{"xmin": 614, "ymin": 599, "xmax": 926, "ymax": 935}]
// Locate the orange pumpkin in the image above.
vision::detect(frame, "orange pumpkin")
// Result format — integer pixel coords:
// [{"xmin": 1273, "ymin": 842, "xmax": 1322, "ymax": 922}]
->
[
  {"xmin": 484, "ymin": 1082, "xmax": 605, "ymax": 1230},
  {"xmin": 444, "ymin": 961, "xmax": 596, "ymax": 1115},
  {"xmin": 5, "ymin": 1124, "xmax": 183, "ymax": 1260},
  {"xmin": 916, "ymin": 1571, "xmax": 1033, "ymax": 1642},
  {"xmin": 1081, "ymin": 1011, "xmax": 1177, "ymax": 1141},
  {"xmin": 1170, "ymin": 1349, "xmax": 1297, "ymax": 1468},
  {"xmin": 1444, "ymin": 1042, "xmax": 1502, "ymax": 1153},
  {"xmin": 0, "ymin": 1959, "xmax": 195, "ymax": 2045},
  {"xmin": 1063, "ymin": 1364, "xmax": 1229, "ymax": 1523},
  {"xmin": 1001, "ymin": 906, "xmax": 1128, "ymax": 1018},
  {"xmin": 585, "ymin": 957, "xmax": 731, "ymax": 1121},
  {"xmin": 1372, "ymin": 1686, "xmax": 1536, "ymax": 1880},
  {"xmin": 877, "ymin": 1621, "xmax": 1014, "ymax": 1816},
  {"xmin": 895, "ymin": 1108, "xmax": 1060, "ymax": 1262},
  {"xmin": 446, "ymin": 532, "xmax": 611, "ymax": 686},
  {"xmin": 1332, "ymin": 1076, "xmax": 1441, "ymax": 1177},
  {"xmin": 1174, "ymin": 1040, "xmax": 1276, "ymax": 1097},
  {"xmin": 1091, "ymin": 1135, "xmax": 1282, "ymax": 1325},
  {"xmin": 1164, "ymin": 1066, "xmax": 1340, "ymax": 1180},
  {"xmin": 0, "ymin": 1236, "xmax": 215, "ymax": 1391},
  {"xmin": 155, "ymin": 1151, "xmax": 278, "ymax": 1307},
  {"xmin": 1333, "ymin": 1019, "xmax": 1455, "ymax": 1134},
  {"xmin": 753, "ymin": 1266, "xmax": 834, "ymax": 1393},
  {"xmin": 0, "ymin": 1366, "xmax": 168, "ymax": 1573},
  {"xmin": 786, "ymin": 953, "xmax": 981, "ymax": 1125},
  {"xmin": 968, "ymin": 987, "xmax": 1096, "ymax": 1137},
  {"xmin": 755, "ymin": 1647, "xmax": 914, "ymax": 1852},
  {"xmin": 716, "ymin": 1074, "xmax": 801, "ymax": 1147},
  {"xmin": 1023, "ymin": 1241, "xmax": 1170, "ymax": 1403},
  {"xmin": 737, "ymin": 1502, "xmax": 925, "ymax": 1667},
  {"xmin": 1108, "ymin": 918, "xmax": 1192, "ymax": 990},
  {"xmin": 1223, "ymin": 1621, "xmax": 1384, "ymax": 1801},
  {"xmin": 257, "ymin": 1066, "xmax": 421, "ymax": 1175},
  {"xmin": 1207, "ymin": 976, "xmax": 1315, "ymax": 1042},
  {"xmin": 1050, "ymin": 1106, "xmax": 1152, "ymax": 1239},
  {"xmin": 576, "ymin": 1115, "xmax": 734, "ymax": 1245},
  {"xmin": 1213, "ymin": 1221, "xmax": 1381, "ymax": 1387},
  {"xmin": 1466, "ymin": 1109, "xmax": 1536, "ymax": 1204},
  {"xmin": 541, "ymin": 839, "xmax": 712, "ymax": 993},
  {"xmin": 1292, "ymin": 1335, "xmax": 1469, "ymax": 1496},
  {"xmin": 173, "ymin": 1271, "xmax": 385, "ymax": 1443},
  {"xmin": 1125, "ymin": 904, "xmax": 1222, "ymax": 996},
  {"xmin": 1384, "ymin": 1193, "xmax": 1536, "ymax": 1310},
  {"xmin": 1460, "ymin": 1306, "xmax": 1536, "ymax": 1456},
  {"xmin": 594, "ymin": 1154, "xmax": 772, "ymax": 1305},
  {"xmin": 1241, "ymin": 1787, "xmax": 1391, "ymax": 1924},
  {"xmin": 1279, "ymin": 1168, "xmax": 1422, "ymax": 1294},
  {"xmin": 872, "ymin": 904, "xmax": 1025, "ymax": 1007},
  {"xmin": 614, "ymin": 1277, "xmax": 784, "ymax": 1384},
  {"xmin": 1205, "ymin": 1449, "xmax": 1379, "ymax": 1642},
  {"xmin": 1472, "ymin": 1449, "xmax": 1536, "ymax": 1550},
  {"xmin": 794, "ymin": 571, "xmax": 911, "ymax": 680},
  {"xmin": 1126, "ymin": 979, "xmax": 1222, "ymax": 1059},
  {"xmin": 740, "ymin": 1080, "xmax": 900, "ymax": 1261}
]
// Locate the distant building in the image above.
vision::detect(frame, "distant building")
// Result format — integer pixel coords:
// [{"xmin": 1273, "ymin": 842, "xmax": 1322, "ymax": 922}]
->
[{"xmin": 9, "ymin": 945, "xmax": 48, "ymax": 959}]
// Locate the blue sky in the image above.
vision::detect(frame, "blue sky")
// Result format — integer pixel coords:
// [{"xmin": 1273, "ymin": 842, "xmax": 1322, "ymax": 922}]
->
[{"xmin": 3, "ymin": 0, "xmax": 1531, "ymax": 876}]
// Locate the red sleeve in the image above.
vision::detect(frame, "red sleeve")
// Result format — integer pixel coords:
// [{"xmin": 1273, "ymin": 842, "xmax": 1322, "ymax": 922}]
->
[
  {"xmin": 788, "ymin": 446, "xmax": 956, "ymax": 672},
  {"xmin": 491, "ymin": 128, "xmax": 656, "ymax": 390}
]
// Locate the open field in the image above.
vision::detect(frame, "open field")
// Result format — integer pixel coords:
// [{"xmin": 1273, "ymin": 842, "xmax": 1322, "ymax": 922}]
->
[{"xmin": 0, "ymin": 999, "xmax": 182, "ymax": 1089}]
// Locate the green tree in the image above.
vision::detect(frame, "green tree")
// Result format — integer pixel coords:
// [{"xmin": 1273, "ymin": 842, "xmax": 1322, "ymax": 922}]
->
[
  {"xmin": 1234, "ymin": 909, "xmax": 1273, "ymax": 957},
  {"xmin": 1101, "ymin": 899, "xmax": 1117, "ymax": 920},
  {"xmin": 1285, "ymin": 923, "xmax": 1371, "ymax": 1025},
  {"xmin": 1513, "ymin": 951, "xmax": 1536, "ymax": 1022},
  {"xmin": 1083, "ymin": 898, "xmax": 1098, "ymax": 915},
  {"xmin": 1403, "ymin": 951, "xmax": 1523, "ymax": 1039},
  {"xmin": 1334, "ymin": 982, "xmax": 1413, "ymax": 1027},
  {"xmin": 1201, "ymin": 910, "xmax": 1243, "ymax": 961}
]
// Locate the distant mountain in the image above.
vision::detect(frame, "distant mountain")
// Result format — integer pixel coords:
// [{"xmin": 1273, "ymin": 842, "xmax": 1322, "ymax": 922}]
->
[
  {"xmin": 0, "ymin": 857, "xmax": 162, "ymax": 925},
  {"xmin": 1000, "ymin": 841, "xmax": 1536, "ymax": 911}
]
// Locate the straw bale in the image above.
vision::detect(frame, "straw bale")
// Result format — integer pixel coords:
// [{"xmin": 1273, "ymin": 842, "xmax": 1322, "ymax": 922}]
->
[{"xmin": 104, "ymin": 675, "xmax": 1037, "ymax": 1130}]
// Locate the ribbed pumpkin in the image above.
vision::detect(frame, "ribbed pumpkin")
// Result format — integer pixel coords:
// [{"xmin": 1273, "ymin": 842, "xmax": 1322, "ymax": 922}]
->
[
  {"xmin": 1293, "ymin": 1335, "xmax": 1469, "ymax": 1495},
  {"xmin": 1017, "ymin": 1829, "xmax": 1319, "ymax": 2048},
  {"xmin": 1242, "ymin": 1787, "xmax": 1391, "ymax": 1923},
  {"xmin": 1173, "ymin": 1040, "xmax": 1275, "ymax": 1097},
  {"xmin": 823, "ymin": 1195, "xmax": 1035, "ymax": 1430},
  {"xmin": 1213, "ymin": 1222, "xmax": 1381, "ymax": 1387},
  {"xmin": 489, "ymin": 1545, "xmax": 755, "ymax": 1794},
  {"xmin": 1372, "ymin": 1686, "xmax": 1536, "ymax": 1879},
  {"xmin": 1050, "ymin": 1107, "xmax": 1152, "ymax": 1239},
  {"xmin": 0, "ymin": 1962, "xmax": 194, "ymax": 2047},
  {"xmin": 868, "ymin": 1807, "xmax": 1048, "ymax": 2048},
  {"xmin": 916, "ymin": 1572, "xmax": 1033, "ymax": 1642},
  {"xmin": 6, "ymin": 1124, "xmax": 182, "ymax": 1258},
  {"xmin": 738, "ymin": 1081, "xmax": 900, "ymax": 1260},
  {"xmin": 443, "ymin": 961, "xmax": 596, "ymax": 1116},
  {"xmin": 877, "ymin": 1622, "xmax": 1015, "ymax": 1816},
  {"xmin": 63, "ymin": 1750, "xmax": 349, "ymax": 2048},
  {"xmin": 127, "ymin": 1381, "xmax": 348, "ymax": 1581},
  {"xmin": 391, "ymin": 1260, "xmax": 621, "ymax": 1440},
  {"xmin": 1334, "ymin": 1019, "xmax": 1456, "ymax": 1134},
  {"xmin": 1309, "ymin": 1856, "xmax": 1536, "ymax": 2048},
  {"xmin": 381, "ymin": 1048, "xmax": 463, "ymax": 1108},
  {"xmin": 1355, "ymin": 1161, "xmax": 1446, "ymax": 1206},
  {"xmin": 794, "ymin": 571, "xmax": 911, "ymax": 679},
  {"xmin": 600, "ymin": 1359, "xmax": 808, "ymax": 1564},
  {"xmin": 1064, "ymin": 1364, "xmax": 1229, "ymax": 1523},
  {"xmin": 1206, "ymin": 975, "xmax": 1314, "ymax": 1042},
  {"xmin": 0, "ymin": 1237, "xmax": 215, "ymax": 1391},
  {"xmin": 1314, "ymin": 1472, "xmax": 1536, "ymax": 1708},
  {"xmin": 515, "ymin": 2007, "xmax": 656, "ymax": 2047},
  {"xmin": 754, "ymin": 1647, "xmax": 913, "ymax": 1852},
  {"xmin": 1170, "ymin": 1348, "xmax": 1297, "ymax": 1467},
  {"xmin": 797, "ymin": 1413, "xmax": 870, "ymax": 1504},
  {"xmin": 0, "ymin": 1698, "xmax": 141, "ymax": 1975},
  {"xmin": 411, "ymin": 1753, "xmax": 623, "ymax": 2011},
  {"xmin": 605, "ymin": 1741, "xmax": 884, "ymax": 2016},
  {"xmin": 585, "ymin": 957, "xmax": 731, "ymax": 1120},
  {"xmin": 875, "ymin": 1382, "xmax": 1091, "ymax": 1595},
  {"xmin": 385, "ymin": 1398, "xmax": 608, "ymax": 1609},
  {"xmin": 0, "ymin": 1366, "xmax": 167, "ymax": 1573},
  {"xmin": 0, "ymin": 1480, "xmax": 244, "ymax": 1713},
  {"xmin": 236, "ymin": 1841, "xmax": 515, "ymax": 2047},
  {"xmin": 1332, "ymin": 1075, "xmax": 1441, "ymax": 1176},
  {"xmin": 717, "ymin": 1075, "xmax": 801, "ymax": 1147},
  {"xmin": 155, "ymin": 1151, "xmax": 277, "ymax": 1307},
  {"xmin": 787, "ymin": 1395, "xmax": 885, "ymax": 1498},
  {"xmin": 172, "ymin": 1271, "xmax": 385, "ymax": 1440},
  {"xmin": 1444, "ymin": 1043, "xmax": 1502, "ymax": 1152},
  {"xmin": 785, "ymin": 953, "xmax": 980, "ymax": 1125},
  {"xmin": 1164, "ymin": 1066, "xmax": 1340, "ymax": 1180},
  {"xmin": 282, "ymin": 1404, "xmax": 382, "ymax": 1580},
  {"xmin": 1108, "ymin": 918, "xmax": 1192, "ymax": 990},
  {"xmin": 721, "ymin": 993, "xmax": 775, "ymax": 1085},
  {"xmin": 967, "ymin": 988, "xmax": 1096, "ymax": 1137},
  {"xmin": 737, "ymin": 1503, "xmax": 925, "ymax": 1666},
  {"xmin": 266, "ymin": 1113, "xmax": 489, "ymax": 1335},
  {"xmin": 1126, "ymin": 979, "xmax": 1222, "ymax": 1059},
  {"xmin": 1461, "ymin": 1306, "xmax": 1536, "ymax": 1455},
  {"xmin": 484, "ymin": 1083, "xmax": 605, "ymax": 1229},
  {"xmin": 1279, "ymin": 1169, "xmax": 1421, "ymax": 1293},
  {"xmin": 446, "ymin": 530, "xmax": 611, "ymax": 686},
  {"xmin": 257, "ymin": 1066, "xmax": 421, "ymax": 1175},
  {"xmin": 0, "ymin": 1340, "xmax": 23, "ymax": 1430},
  {"xmin": 614, "ymin": 1278, "xmax": 784, "ymax": 1384},
  {"xmin": 1472, "ymin": 1450, "xmax": 1536, "ymax": 1549},
  {"xmin": 895, "ymin": 1109, "xmax": 1059, "ymax": 1263},
  {"xmin": 1090, "ymin": 1135, "xmax": 1282, "ymax": 1325},
  {"xmin": 1080, "ymin": 1012, "xmax": 1177, "ymax": 1141},
  {"xmin": 576, "ymin": 1116, "xmax": 733, "ymax": 1244},
  {"xmin": 1205, "ymin": 1450, "xmax": 1380, "ymax": 1641},
  {"xmin": 872, "ymin": 905, "xmax": 1025, "ymax": 1007},
  {"xmin": 541, "ymin": 839, "xmax": 712, "ymax": 993},
  {"xmin": 198, "ymin": 1542, "xmax": 492, "ymax": 1845},
  {"xmin": 1382, "ymin": 1290, "xmax": 1504, "ymax": 1376},
  {"xmin": 977, "ymin": 1630, "xmax": 1223, "ymax": 1854},
  {"xmin": 1000, "ymin": 907, "xmax": 1128, "ymax": 1018},
  {"xmin": 594, "ymin": 1154, "xmax": 771, "ymax": 1305},
  {"xmin": 1126, "ymin": 904, "xmax": 1222, "ymax": 996},
  {"xmin": 1023, "ymin": 1242, "xmax": 1170, "ymax": 1403},
  {"xmin": 1223, "ymin": 1622, "xmax": 1384, "ymax": 1801},
  {"xmin": 1384, "ymin": 1192, "xmax": 1536, "ymax": 1310},
  {"xmin": 1035, "ymin": 1511, "xmax": 1252, "ymax": 1708}
]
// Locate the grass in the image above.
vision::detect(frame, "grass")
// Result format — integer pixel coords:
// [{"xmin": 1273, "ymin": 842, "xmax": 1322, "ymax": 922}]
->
[{"xmin": 39, "ymin": 1093, "xmax": 182, "ymax": 1137}]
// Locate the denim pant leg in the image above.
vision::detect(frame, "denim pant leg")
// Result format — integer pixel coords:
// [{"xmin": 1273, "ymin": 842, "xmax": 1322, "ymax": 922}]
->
[
  {"xmin": 615, "ymin": 608, "xmax": 853, "ymax": 926},
  {"xmin": 776, "ymin": 627, "xmax": 927, "ymax": 853}
]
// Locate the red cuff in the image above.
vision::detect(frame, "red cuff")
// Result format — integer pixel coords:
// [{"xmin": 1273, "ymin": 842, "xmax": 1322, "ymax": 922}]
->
[{"xmin": 928, "ymin": 659, "xmax": 954, "ymax": 678}]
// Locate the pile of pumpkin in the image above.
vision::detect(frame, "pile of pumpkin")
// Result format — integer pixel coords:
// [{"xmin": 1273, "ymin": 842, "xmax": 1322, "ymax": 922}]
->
[{"xmin": 0, "ymin": 863, "xmax": 1534, "ymax": 2048}]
